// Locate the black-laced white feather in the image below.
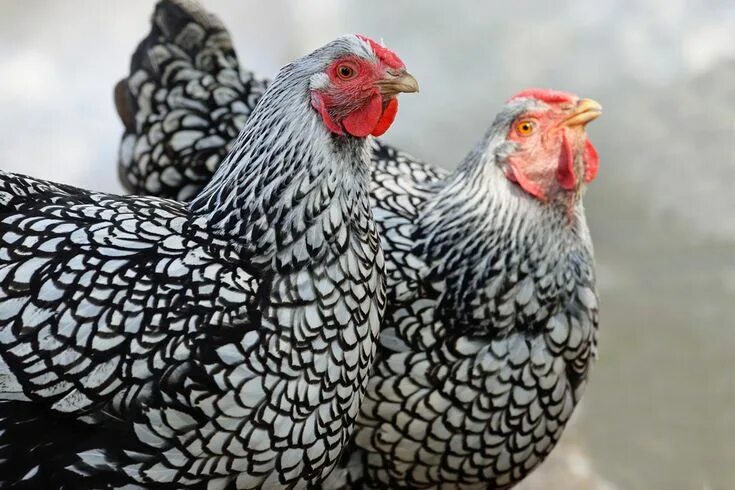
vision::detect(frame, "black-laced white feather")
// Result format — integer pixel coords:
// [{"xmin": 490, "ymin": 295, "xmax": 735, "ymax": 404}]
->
[
  {"xmin": 114, "ymin": 2, "xmax": 599, "ymax": 489},
  {"xmin": 0, "ymin": 34, "xmax": 386, "ymax": 489},
  {"xmin": 116, "ymin": 0, "xmax": 268, "ymax": 201}
]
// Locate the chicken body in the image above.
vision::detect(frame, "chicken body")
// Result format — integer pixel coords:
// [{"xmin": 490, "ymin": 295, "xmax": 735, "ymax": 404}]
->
[
  {"xmin": 115, "ymin": 2, "xmax": 601, "ymax": 489},
  {"xmin": 0, "ymin": 34, "xmax": 409, "ymax": 489}
]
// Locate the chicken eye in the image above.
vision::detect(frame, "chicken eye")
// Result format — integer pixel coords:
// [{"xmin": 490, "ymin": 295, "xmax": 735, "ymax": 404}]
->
[
  {"xmin": 515, "ymin": 120, "xmax": 535, "ymax": 136},
  {"xmin": 337, "ymin": 64, "xmax": 357, "ymax": 80}
]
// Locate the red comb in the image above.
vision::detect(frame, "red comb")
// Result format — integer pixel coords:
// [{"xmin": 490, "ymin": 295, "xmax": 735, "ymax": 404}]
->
[
  {"xmin": 509, "ymin": 88, "xmax": 577, "ymax": 104},
  {"xmin": 356, "ymin": 34, "xmax": 404, "ymax": 69}
]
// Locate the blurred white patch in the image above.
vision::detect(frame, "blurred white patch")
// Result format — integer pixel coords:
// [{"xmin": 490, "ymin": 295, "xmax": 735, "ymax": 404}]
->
[
  {"xmin": 0, "ymin": 50, "xmax": 59, "ymax": 106},
  {"xmin": 288, "ymin": 0, "xmax": 346, "ymax": 50},
  {"xmin": 1, "ymin": 128, "xmax": 95, "ymax": 186},
  {"xmin": 722, "ymin": 267, "xmax": 735, "ymax": 294},
  {"xmin": 683, "ymin": 23, "xmax": 735, "ymax": 75}
]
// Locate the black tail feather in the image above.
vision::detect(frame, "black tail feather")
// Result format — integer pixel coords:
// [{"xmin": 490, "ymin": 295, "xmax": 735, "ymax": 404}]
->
[
  {"xmin": 115, "ymin": 0, "xmax": 266, "ymax": 200},
  {"xmin": 115, "ymin": 0, "xmax": 233, "ymax": 133}
]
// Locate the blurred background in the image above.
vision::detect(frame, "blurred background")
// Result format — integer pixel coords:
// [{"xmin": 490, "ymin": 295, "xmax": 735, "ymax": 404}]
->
[{"xmin": 0, "ymin": 0, "xmax": 733, "ymax": 488}]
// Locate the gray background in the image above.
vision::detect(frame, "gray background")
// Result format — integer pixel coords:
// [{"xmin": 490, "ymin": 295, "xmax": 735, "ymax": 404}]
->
[{"xmin": 0, "ymin": 1, "xmax": 733, "ymax": 488}]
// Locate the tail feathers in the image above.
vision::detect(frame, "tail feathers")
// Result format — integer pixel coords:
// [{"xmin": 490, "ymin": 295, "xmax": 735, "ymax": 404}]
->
[
  {"xmin": 131, "ymin": 0, "xmax": 234, "ymax": 90},
  {"xmin": 115, "ymin": 0, "xmax": 233, "ymax": 132},
  {"xmin": 153, "ymin": 0, "xmax": 226, "ymax": 38},
  {"xmin": 115, "ymin": 0, "xmax": 266, "ymax": 200}
]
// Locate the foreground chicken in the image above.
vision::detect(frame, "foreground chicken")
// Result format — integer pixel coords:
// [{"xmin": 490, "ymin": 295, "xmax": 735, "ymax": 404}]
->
[
  {"xmin": 115, "ymin": 2, "xmax": 602, "ymax": 489},
  {"xmin": 0, "ymin": 34, "xmax": 420, "ymax": 488}
]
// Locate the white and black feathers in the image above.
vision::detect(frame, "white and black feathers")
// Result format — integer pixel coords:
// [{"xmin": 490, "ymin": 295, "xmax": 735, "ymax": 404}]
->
[
  {"xmin": 0, "ymin": 35, "xmax": 387, "ymax": 489},
  {"xmin": 116, "ymin": 0, "xmax": 268, "ymax": 201},
  {"xmin": 342, "ymin": 112, "xmax": 598, "ymax": 489},
  {"xmin": 114, "ymin": 2, "xmax": 600, "ymax": 489}
]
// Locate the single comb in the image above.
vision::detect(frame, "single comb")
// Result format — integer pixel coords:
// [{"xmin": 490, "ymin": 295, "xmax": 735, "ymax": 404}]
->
[
  {"xmin": 509, "ymin": 88, "xmax": 577, "ymax": 104},
  {"xmin": 356, "ymin": 34, "xmax": 405, "ymax": 70}
]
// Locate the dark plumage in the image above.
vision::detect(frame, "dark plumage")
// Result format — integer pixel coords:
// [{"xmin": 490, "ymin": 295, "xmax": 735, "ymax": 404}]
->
[
  {"xmin": 0, "ymin": 33, "xmax": 418, "ymax": 488},
  {"xmin": 115, "ymin": 2, "xmax": 602, "ymax": 489}
]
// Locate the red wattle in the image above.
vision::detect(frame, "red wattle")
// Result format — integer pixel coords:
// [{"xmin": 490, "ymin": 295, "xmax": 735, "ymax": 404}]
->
[
  {"xmin": 343, "ymin": 93, "xmax": 383, "ymax": 137},
  {"xmin": 311, "ymin": 92, "xmax": 343, "ymax": 135},
  {"xmin": 371, "ymin": 98, "xmax": 398, "ymax": 136},
  {"xmin": 583, "ymin": 138, "xmax": 599, "ymax": 182},
  {"xmin": 556, "ymin": 131, "xmax": 577, "ymax": 190}
]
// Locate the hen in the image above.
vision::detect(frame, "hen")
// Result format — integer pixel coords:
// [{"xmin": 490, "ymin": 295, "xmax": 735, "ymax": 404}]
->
[
  {"xmin": 115, "ymin": 2, "xmax": 603, "ymax": 489},
  {"xmin": 0, "ymin": 34, "xmax": 418, "ymax": 489}
]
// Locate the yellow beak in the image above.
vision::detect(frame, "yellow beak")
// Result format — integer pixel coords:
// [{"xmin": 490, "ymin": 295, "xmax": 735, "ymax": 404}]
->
[
  {"xmin": 564, "ymin": 98, "xmax": 602, "ymax": 127},
  {"xmin": 376, "ymin": 70, "xmax": 420, "ymax": 97}
]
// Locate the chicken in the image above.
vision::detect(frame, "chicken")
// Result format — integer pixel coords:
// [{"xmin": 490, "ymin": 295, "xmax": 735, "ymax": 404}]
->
[
  {"xmin": 335, "ymin": 90, "xmax": 601, "ymax": 489},
  {"xmin": 0, "ymin": 34, "xmax": 419, "ymax": 489},
  {"xmin": 114, "ymin": 2, "xmax": 602, "ymax": 489}
]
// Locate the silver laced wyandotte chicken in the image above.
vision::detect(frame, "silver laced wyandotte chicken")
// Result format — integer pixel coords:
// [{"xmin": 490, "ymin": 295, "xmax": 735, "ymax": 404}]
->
[
  {"xmin": 0, "ymin": 34, "xmax": 421, "ymax": 489},
  {"xmin": 115, "ymin": 2, "xmax": 603, "ymax": 489}
]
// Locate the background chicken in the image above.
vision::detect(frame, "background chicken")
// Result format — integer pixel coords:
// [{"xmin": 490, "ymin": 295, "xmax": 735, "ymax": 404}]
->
[
  {"xmin": 0, "ymin": 34, "xmax": 420, "ymax": 488},
  {"xmin": 114, "ymin": 2, "xmax": 601, "ymax": 488},
  {"xmin": 325, "ymin": 89, "xmax": 601, "ymax": 490}
]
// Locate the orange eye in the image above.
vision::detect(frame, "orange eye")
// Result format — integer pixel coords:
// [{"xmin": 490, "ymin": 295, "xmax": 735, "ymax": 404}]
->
[
  {"xmin": 337, "ymin": 63, "xmax": 357, "ymax": 80},
  {"xmin": 515, "ymin": 120, "xmax": 535, "ymax": 136}
]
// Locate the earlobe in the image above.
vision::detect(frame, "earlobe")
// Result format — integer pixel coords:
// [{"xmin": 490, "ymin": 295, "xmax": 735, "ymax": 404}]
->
[
  {"xmin": 311, "ymin": 92, "xmax": 343, "ymax": 135},
  {"xmin": 506, "ymin": 158, "xmax": 547, "ymax": 201}
]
